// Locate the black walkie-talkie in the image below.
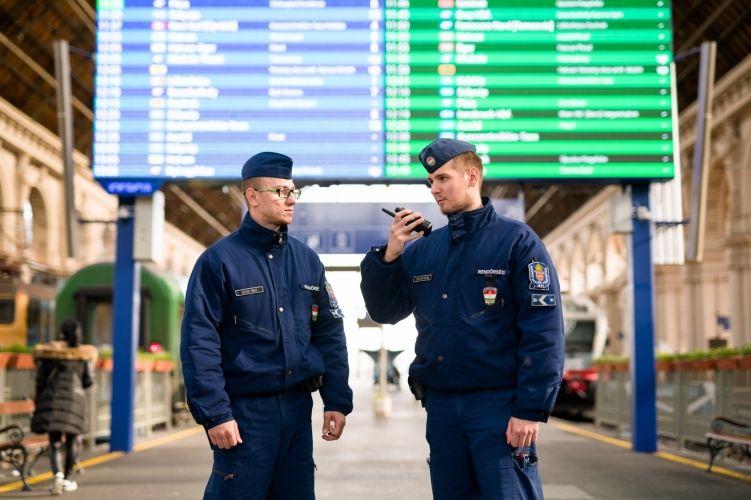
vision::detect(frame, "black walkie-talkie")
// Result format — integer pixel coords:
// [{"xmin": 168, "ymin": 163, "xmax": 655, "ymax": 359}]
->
[{"xmin": 381, "ymin": 207, "xmax": 432, "ymax": 237}]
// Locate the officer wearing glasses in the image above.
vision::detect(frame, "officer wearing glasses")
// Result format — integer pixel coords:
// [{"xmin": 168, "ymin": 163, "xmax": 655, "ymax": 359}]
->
[{"xmin": 181, "ymin": 152, "xmax": 353, "ymax": 500}]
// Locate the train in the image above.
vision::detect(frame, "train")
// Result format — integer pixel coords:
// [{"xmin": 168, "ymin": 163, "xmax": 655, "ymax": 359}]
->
[
  {"xmin": 54, "ymin": 262, "xmax": 184, "ymax": 362},
  {"xmin": 0, "ymin": 280, "xmax": 56, "ymax": 349},
  {"xmin": 553, "ymin": 295, "xmax": 609, "ymax": 417}
]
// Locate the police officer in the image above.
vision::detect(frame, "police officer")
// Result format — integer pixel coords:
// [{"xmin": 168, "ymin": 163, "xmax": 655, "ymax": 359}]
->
[
  {"xmin": 181, "ymin": 152, "xmax": 353, "ymax": 500},
  {"xmin": 360, "ymin": 139, "xmax": 564, "ymax": 500}
]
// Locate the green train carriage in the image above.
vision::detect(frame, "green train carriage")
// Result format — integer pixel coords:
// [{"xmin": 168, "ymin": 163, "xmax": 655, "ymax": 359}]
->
[{"xmin": 55, "ymin": 263, "xmax": 185, "ymax": 365}]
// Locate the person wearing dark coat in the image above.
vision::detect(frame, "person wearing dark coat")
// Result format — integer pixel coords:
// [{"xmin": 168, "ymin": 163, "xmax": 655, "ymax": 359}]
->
[
  {"xmin": 181, "ymin": 152, "xmax": 353, "ymax": 500},
  {"xmin": 360, "ymin": 139, "xmax": 565, "ymax": 499},
  {"xmin": 31, "ymin": 319, "xmax": 97, "ymax": 495}
]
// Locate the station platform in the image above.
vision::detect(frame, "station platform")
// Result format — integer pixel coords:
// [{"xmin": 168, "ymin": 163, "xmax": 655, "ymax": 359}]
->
[{"xmin": 0, "ymin": 377, "xmax": 748, "ymax": 499}]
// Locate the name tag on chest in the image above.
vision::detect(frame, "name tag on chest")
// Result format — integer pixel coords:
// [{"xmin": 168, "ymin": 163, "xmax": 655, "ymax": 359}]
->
[{"xmin": 235, "ymin": 286, "xmax": 264, "ymax": 297}]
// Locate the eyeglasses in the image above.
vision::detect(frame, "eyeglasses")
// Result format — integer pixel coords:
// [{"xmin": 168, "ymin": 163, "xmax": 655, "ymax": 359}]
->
[{"xmin": 251, "ymin": 187, "xmax": 302, "ymax": 200}]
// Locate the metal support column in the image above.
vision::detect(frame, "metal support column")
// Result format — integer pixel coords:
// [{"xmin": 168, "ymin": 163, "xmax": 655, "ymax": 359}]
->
[
  {"xmin": 110, "ymin": 197, "xmax": 140, "ymax": 452},
  {"xmin": 630, "ymin": 183, "xmax": 657, "ymax": 452}
]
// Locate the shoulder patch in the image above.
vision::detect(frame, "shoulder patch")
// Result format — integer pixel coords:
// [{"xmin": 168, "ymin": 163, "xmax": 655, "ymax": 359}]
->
[
  {"xmin": 528, "ymin": 262, "xmax": 551, "ymax": 290},
  {"xmin": 330, "ymin": 308, "xmax": 344, "ymax": 318},
  {"xmin": 325, "ymin": 281, "xmax": 339, "ymax": 308},
  {"xmin": 531, "ymin": 294, "xmax": 556, "ymax": 307}
]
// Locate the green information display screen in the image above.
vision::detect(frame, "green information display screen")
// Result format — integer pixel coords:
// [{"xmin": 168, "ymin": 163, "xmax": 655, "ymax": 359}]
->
[{"xmin": 383, "ymin": 0, "xmax": 675, "ymax": 180}]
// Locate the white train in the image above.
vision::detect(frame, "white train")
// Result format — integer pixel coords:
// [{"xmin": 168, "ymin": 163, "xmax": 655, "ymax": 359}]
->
[{"xmin": 553, "ymin": 295, "xmax": 609, "ymax": 416}]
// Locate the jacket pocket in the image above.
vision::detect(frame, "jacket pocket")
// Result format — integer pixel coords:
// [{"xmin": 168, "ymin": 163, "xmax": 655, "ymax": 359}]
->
[
  {"xmin": 233, "ymin": 315, "xmax": 275, "ymax": 338},
  {"xmin": 468, "ymin": 299, "xmax": 505, "ymax": 320}
]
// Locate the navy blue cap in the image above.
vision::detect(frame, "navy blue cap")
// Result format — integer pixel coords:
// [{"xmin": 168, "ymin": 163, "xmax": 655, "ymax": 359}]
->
[
  {"xmin": 241, "ymin": 152, "xmax": 293, "ymax": 180},
  {"xmin": 418, "ymin": 138, "xmax": 476, "ymax": 173}
]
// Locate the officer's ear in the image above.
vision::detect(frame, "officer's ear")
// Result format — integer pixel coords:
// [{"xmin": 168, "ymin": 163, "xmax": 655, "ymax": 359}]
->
[
  {"xmin": 243, "ymin": 186, "xmax": 252, "ymax": 208},
  {"xmin": 466, "ymin": 166, "xmax": 481, "ymax": 188},
  {"xmin": 242, "ymin": 180, "xmax": 259, "ymax": 209},
  {"xmin": 245, "ymin": 191, "xmax": 254, "ymax": 211}
]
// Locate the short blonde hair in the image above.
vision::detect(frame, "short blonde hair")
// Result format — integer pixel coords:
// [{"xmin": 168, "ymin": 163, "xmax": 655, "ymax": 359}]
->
[{"xmin": 451, "ymin": 151, "xmax": 484, "ymax": 185}]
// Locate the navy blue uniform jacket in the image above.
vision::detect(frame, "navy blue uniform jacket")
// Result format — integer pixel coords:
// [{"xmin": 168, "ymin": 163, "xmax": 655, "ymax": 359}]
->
[
  {"xmin": 181, "ymin": 214, "xmax": 353, "ymax": 429},
  {"xmin": 360, "ymin": 200, "xmax": 564, "ymax": 422}
]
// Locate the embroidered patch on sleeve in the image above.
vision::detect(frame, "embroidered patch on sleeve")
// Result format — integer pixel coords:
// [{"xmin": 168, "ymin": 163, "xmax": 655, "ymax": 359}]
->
[
  {"xmin": 330, "ymin": 308, "xmax": 344, "ymax": 318},
  {"xmin": 325, "ymin": 281, "xmax": 339, "ymax": 308},
  {"xmin": 531, "ymin": 294, "xmax": 556, "ymax": 307},
  {"xmin": 528, "ymin": 262, "xmax": 551, "ymax": 290}
]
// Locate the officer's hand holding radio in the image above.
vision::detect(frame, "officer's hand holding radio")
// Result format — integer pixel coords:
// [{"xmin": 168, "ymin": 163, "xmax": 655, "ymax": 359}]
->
[{"xmin": 381, "ymin": 207, "xmax": 431, "ymax": 263}]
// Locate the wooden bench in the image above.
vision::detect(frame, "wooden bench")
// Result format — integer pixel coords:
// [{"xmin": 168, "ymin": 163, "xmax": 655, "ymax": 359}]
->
[
  {"xmin": 706, "ymin": 416, "xmax": 751, "ymax": 472},
  {"xmin": 0, "ymin": 400, "xmax": 49, "ymax": 491}
]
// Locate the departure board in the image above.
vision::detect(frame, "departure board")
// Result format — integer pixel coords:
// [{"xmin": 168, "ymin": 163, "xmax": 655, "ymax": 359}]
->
[{"xmin": 93, "ymin": 0, "xmax": 675, "ymax": 185}]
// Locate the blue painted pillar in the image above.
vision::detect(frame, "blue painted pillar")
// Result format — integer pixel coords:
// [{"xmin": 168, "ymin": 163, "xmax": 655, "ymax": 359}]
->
[
  {"xmin": 630, "ymin": 183, "xmax": 657, "ymax": 452},
  {"xmin": 111, "ymin": 196, "xmax": 140, "ymax": 452}
]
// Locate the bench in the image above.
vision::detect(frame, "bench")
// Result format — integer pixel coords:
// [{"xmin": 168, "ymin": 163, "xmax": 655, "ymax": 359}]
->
[
  {"xmin": 0, "ymin": 400, "xmax": 49, "ymax": 491},
  {"xmin": 706, "ymin": 416, "xmax": 751, "ymax": 472}
]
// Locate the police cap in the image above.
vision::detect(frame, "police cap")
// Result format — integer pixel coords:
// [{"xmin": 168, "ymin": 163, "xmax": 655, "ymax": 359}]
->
[
  {"xmin": 418, "ymin": 138, "xmax": 477, "ymax": 173},
  {"xmin": 241, "ymin": 152, "xmax": 293, "ymax": 180}
]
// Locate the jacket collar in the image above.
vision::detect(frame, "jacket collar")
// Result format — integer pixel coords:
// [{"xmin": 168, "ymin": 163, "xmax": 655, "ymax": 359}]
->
[
  {"xmin": 33, "ymin": 341, "xmax": 98, "ymax": 362},
  {"xmin": 446, "ymin": 197, "xmax": 495, "ymax": 242},
  {"xmin": 239, "ymin": 212, "xmax": 288, "ymax": 250}
]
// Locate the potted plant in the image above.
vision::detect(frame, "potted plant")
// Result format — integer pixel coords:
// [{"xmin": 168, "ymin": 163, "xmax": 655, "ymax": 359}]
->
[
  {"xmin": 655, "ymin": 353, "xmax": 676, "ymax": 371},
  {"xmin": 593, "ymin": 355, "xmax": 629, "ymax": 374},
  {"xmin": 5, "ymin": 343, "xmax": 34, "ymax": 369},
  {"xmin": 152, "ymin": 352, "xmax": 175, "ymax": 372},
  {"xmin": 96, "ymin": 349, "xmax": 175, "ymax": 372},
  {"xmin": 673, "ymin": 350, "xmax": 715, "ymax": 371},
  {"xmin": 709, "ymin": 346, "xmax": 743, "ymax": 370},
  {"xmin": 739, "ymin": 344, "xmax": 751, "ymax": 369},
  {"xmin": 97, "ymin": 348, "xmax": 113, "ymax": 370}
]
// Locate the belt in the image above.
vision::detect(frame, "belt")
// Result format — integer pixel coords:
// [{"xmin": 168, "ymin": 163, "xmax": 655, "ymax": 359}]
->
[
  {"xmin": 428, "ymin": 386, "xmax": 510, "ymax": 395},
  {"xmin": 247, "ymin": 376, "xmax": 322, "ymax": 399}
]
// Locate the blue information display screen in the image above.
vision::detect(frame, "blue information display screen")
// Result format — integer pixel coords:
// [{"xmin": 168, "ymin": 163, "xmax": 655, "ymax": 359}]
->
[{"xmin": 93, "ymin": 0, "xmax": 675, "ymax": 184}]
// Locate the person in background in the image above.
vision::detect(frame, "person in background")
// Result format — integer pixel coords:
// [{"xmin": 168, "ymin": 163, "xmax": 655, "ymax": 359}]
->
[
  {"xmin": 360, "ymin": 138, "xmax": 565, "ymax": 499},
  {"xmin": 31, "ymin": 318, "xmax": 97, "ymax": 496},
  {"xmin": 181, "ymin": 151, "xmax": 353, "ymax": 500}
]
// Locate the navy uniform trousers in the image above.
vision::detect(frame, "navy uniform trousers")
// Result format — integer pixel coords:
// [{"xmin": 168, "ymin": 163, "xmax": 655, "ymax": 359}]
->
[
  {"xmin": 204, "ymin": 387, "xmax": 314, "ymax": 500},
  {"xmin": 426, "ymin": 388, "xmax": 543, "ymax": 500}
]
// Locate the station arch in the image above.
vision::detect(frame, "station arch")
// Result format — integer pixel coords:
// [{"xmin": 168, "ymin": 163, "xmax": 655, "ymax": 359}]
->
[{"xmin": 24, "ymin": 187, "xmax": 48, "ymax": 262}]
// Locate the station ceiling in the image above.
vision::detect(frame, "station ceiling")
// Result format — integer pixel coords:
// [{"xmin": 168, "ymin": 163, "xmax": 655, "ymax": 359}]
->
[{"xmin": 1, "ymin": 0, "xmax": 749, "ymax": 248}]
